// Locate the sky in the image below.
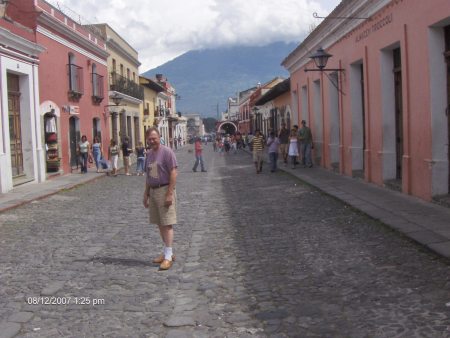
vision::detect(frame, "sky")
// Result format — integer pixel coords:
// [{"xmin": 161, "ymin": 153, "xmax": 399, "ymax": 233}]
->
[{"xmin": 53, "ymin": 0, "xmax": 341, "ymax": 72}]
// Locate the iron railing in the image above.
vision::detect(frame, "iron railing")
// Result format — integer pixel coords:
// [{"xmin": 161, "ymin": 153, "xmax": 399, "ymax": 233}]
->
[
  {"xmin": 92, "ymin": 72, "xmax": 104, "ymax": 103},
  {"xmin": 67, "ymin": 63, "xmax": 84, "ymax": 97},
  {"xmin": 110, "ymin": 72, "xmax": 144, "ymax": 100}
]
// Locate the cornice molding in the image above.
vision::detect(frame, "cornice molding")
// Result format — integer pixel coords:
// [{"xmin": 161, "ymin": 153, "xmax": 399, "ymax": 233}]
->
[
  {"xmin": 109, "ymin": 91, "xmax": 142, "ymax": 105},
  {"xmin": 107, "ymin": 38, "xmax": 141, "ymax": 68},
  {"xmin": 37, "ymin": 26, "xmax": 108, "ymax": 66},
  {"xmin": 37, "ymin": 12, "xmax": 109, "ymax": 60},
  {"xmin": 0, "ymin": 27, "xmax": 45, "ymax": 57},
  {"xmin": 282, "ymin": 0, "xmax": 393, "ymax": 73}
]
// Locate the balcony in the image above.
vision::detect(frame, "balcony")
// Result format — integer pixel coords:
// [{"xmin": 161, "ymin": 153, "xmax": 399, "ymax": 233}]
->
[
  {"xmin": 91, "ymin": 72, "xmax": 104, "ymax": 104},
  {"xmin": 67, "ymin": 63, "xmax": 84, "ymax": 100},
  {"xmin": 110, "ymin": 72, "xmax": 144, "ymax": 100}
]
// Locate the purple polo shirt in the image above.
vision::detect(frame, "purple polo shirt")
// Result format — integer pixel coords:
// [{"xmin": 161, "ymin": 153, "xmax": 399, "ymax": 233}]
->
[{"xmin": 145, "ymin": 145, "xmax": 177, "ymax": 186}]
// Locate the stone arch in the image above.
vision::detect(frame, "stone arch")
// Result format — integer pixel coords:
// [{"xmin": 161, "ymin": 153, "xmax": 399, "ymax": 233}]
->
[{"xmin": 217, "ymin": 121, "xmax": 238, "ymax": 135}]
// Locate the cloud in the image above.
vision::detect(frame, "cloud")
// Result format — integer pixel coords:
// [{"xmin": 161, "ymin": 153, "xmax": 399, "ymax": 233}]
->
[{"xmin": 53, "ymin": 0, "xmax": 339, "ymax": 71}]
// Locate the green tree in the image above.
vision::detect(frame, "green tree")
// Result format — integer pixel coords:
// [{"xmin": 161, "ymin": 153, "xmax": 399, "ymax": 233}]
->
[{"xmin": 203, "ymin": 117, "xmax": 218, "ymax": 133}]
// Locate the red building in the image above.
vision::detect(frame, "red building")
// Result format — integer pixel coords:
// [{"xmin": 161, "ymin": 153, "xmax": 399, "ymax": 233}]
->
[
  {"xmin": 8, "ymin": 0, "xmax": 109, "ymax": 174},
  {"xmin": 283, "ymin": 0, "xmax": 450, "ymax": 202}
]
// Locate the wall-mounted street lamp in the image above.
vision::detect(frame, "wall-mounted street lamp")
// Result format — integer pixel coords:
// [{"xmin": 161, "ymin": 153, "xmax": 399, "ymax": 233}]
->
[
  {"xmin": 304, "ymin": 47, "xmax": 345, "ymax": 95},
  {"xmin": 103, "ymin": 93, "xmax": 127, "ymax": 117},
  {"xmin": 304, "ymin": 47, "xmax": 344, "ymax": 73}
]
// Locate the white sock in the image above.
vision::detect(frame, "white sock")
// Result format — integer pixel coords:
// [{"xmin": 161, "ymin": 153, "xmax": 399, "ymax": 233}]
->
[{"xmin": 164, "ymin": 247, "xmax": 173, "ymax": 261}]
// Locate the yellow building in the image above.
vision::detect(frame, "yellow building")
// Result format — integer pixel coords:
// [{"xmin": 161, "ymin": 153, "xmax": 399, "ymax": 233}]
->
[
  {"xmin": 92, "ymin": 24, "xmax": 143, "ymax": 148},
  {"xmin": 139, "ymin": 75, "xmax": 165, "ymax": 141}
]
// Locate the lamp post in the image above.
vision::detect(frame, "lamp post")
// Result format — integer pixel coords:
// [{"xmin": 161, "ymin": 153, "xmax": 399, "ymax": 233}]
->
[
  {"xmin": 104, "ymin": 93, "xmax": 127, "ymax": 143},
  {"xmin": 304, "ymin": 47, "xmax": 344, "ymax": 73},
  {"xmin": 304, "ymin": 47, "xmax": 345, "ymax": 171}
]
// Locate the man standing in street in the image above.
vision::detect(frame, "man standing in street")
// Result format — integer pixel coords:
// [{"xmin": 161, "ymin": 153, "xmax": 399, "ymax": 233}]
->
[
  {"xmin": 143, "ymin": 127, "xmax": 178, "ymax": 270},
  {"xmin": 298, "ymin": 120, "xmax": 314, "ymax": 168},
  {"xmin": 192, "ymin": 137, "xmax": 207, "ymax": 172},
  {"xmin": 122, "ymin": 136, "xmax": 133, "ymax": 176},
  {"xmin": 251, "ymin": 129, "xmax": 265, "ymax": 174},
  {"xmin": 278, "ymin": 122, "xmax": 290, "ymax": 165}
]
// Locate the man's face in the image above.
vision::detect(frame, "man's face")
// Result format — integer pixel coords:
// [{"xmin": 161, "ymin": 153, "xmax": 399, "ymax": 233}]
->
[{"xmin": 147, "ymin": 131, "xmax": 160, "ymax": 149}]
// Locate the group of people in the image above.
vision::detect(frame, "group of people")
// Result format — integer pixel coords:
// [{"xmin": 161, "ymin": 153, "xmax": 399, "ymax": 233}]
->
[
  {"xmin": 213, "ymin": 133, "xmax": 244, "ymax": 154},
  {"xmin": 251, "ymin": 119, "xmax": 314, "ymax": 174},
  {"xmin": 76, "ymin": 136, "xmax": 147, "ymax": 176}
]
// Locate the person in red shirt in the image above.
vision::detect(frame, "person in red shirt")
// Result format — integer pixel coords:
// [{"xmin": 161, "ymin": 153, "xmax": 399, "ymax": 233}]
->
[{"xmin": 192, "ymin": 137, "xmax": 207, "ymax": 172}]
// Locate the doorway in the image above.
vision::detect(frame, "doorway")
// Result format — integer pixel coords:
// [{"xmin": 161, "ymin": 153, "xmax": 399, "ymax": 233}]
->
[
  {"xmin": 393, "ymin": 48, "xmax": 404, "ymax": 182},
  {"xmin": 445, "ymin": 25, "xmax": 450, "ymax": 193},
  {"xmin": 8, "ymin": 74, "xmax": 24, "ymax": 178},
  {"xmin": 69, "ymin": 116, "xmax": 80, "ymax": 169}
]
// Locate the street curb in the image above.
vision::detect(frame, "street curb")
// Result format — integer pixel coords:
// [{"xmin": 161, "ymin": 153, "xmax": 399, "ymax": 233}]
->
[{"xmin": 0, "ymin": 174, "xmax": 107, "ymax": 214}]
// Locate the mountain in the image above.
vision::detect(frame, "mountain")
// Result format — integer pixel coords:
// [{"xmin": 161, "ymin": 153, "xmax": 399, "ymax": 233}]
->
[{"xmin": 141, "ymin": 42, "xmax": 298, "ymax": 117}]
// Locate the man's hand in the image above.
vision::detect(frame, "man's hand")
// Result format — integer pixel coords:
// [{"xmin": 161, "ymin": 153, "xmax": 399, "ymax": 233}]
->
[
  {"xmin": 164, "ymin": 192, "xmax": 173, "ymax": 207},
  {"xmin": 143, "ymin": 194, "xmax": 149, "ymax": 208}
]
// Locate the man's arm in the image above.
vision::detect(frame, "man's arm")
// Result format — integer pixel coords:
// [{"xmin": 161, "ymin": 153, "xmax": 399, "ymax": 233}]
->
[
  {"xmin": 165, "ymin": 168, "xmax": 177, "ymax": 207},
  {"xmin": 143, "ymin": 183, "xmax": 150, "ymax": 208}
]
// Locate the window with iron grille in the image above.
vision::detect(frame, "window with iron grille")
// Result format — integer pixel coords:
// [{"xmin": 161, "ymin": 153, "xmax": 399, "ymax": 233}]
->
[{"xmin": 67, "ymin": 53, "xmax": 84, "ymax": 99}]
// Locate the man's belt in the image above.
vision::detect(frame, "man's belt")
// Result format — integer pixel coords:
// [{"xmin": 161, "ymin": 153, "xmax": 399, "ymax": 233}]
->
[{"xmin": 149, "ymin": 183, "xmax": 169, "ymax": 189}]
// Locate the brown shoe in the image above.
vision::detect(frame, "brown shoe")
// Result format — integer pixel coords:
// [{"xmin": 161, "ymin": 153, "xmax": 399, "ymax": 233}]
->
[
  {"xmin": 152, "ymin": 254, "xmax": 175, "ymax": 264},
  {"xmin": 159, "ymin": 259, "xmax": 173, "ymax": 270}
]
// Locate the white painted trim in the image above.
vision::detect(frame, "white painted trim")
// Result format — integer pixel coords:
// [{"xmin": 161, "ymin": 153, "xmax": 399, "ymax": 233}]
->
[
  {"xmin": 283, "ymin": 0, "xmax": 392, "ymax": 73},
  {"xmin": 37, "ymin": 26, "xmax": 108, "ymax": 66},
  {"xmin": 0, "ymin": 27, "xmax": 46, "ymax": 57}
]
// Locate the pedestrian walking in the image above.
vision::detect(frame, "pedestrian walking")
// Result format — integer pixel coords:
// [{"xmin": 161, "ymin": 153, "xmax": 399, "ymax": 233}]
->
[
  {"xmin": 91, "ymin": 136, "xmax": 102, "ymax": 173},
  {"xmin": 135, "ymin": 141, "xmax": 146, "ymax": 176},
  {"xmin": 109, "ymin": 139, "xmax": 119, "ymax": 176},
  {"xmin": 77, "ymin": 135, "xmax": 90, "ymax": 174},
  {"xmin": 278, "ymin": 122, "xmax": 290, "ymax": 165},
  {"xmin": 192, "ymin": 137, "xmax": 207, "ymax": 172},
  {"xmin": 143, "ymin": 127, "xmax": 178, "ymax": 271},
  {"xmin": 267, "ymin": 131, "xmax": 280, "ymax": 173},
  {"xmin": 251, "ymin": 129, "xmax": 265, "ymax": 174},
  {"xmin": 299, "ymin": 120, "xmax": 314, "ymax": 168},
  {"xmin": 288, "ymin": 129, "xmax": 299, "ymax": 169},
  {"xmin": 122, "ymin": 136, "xmax": 133, "ymax": 176}
]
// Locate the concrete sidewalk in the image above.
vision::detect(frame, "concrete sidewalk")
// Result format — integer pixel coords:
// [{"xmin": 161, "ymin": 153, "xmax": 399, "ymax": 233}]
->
[
  {"xmin": 0, "ymin": 170, "xmax": 107, "ymax": 213},
  {"xmin": 280, "ymin": 164, "xmax": 450, "ymax": 259}
]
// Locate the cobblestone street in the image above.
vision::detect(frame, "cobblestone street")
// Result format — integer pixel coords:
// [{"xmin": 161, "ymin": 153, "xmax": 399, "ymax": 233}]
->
[{"xmin": 0, "ymin": 145, "xmax": 449, "ymax": 337}]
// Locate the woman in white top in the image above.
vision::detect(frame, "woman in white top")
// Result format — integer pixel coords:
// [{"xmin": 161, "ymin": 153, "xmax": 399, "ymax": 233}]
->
[
  {"xmin": 288, "ymin": 129, "xmax": 299, "ymax": 169},
  {"xmin": 78, "ymin": 135, "xmax": 90, "ymax": 174}
]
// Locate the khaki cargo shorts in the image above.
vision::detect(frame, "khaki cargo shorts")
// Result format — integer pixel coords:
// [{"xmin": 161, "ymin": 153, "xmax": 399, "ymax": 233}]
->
[
  {"xmin": 253, "ymin": 150, "xmax": 264, "ymax": 163},
  {"xmin": 148, "ymin": 186, "xmax": 177, "ymax": 226}
]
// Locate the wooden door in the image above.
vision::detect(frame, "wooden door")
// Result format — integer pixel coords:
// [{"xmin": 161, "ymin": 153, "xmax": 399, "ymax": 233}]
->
[{"xmin": 8, "ymin": 74, "xmax": 23, "ymax": 177}]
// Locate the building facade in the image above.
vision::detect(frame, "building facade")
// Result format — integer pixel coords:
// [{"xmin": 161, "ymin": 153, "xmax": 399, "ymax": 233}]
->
[
  {"xmin": 0, "ymin": 5, "xmax": 46, "ymax": 193},
  {"xmin": 255, "ymin": 78, "xmax": 292, "ymax": 134},
  {"xmin": 93, "ymin": 24, "xmax": 143, "ymax": 150},
  {"xmin": 282, "ymin": 0, "xmax": 450, "ymax": 201},
  {"xmin": 8, "ymin": 0, "xmax": 109, "ymax": 175},
  {"xmin": 139, "ymin": 75, "xmax": 165, "ymax": 141},
  {"xmin": 249, "ymin": 77, "xmax": 285, "ymax": 136}
]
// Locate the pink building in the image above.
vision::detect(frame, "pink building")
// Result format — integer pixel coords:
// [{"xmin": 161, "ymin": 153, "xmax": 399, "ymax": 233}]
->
[
  {"xmin": 283, "ymin": 0, "xmax": 450, "ymax": 202},
  {"xmin": 9, "ymin": 0, "xmax": 109, "ymax": 174}
]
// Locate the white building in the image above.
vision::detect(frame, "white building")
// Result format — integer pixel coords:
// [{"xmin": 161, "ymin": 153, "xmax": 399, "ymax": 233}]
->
[{"xmin": 0, "ymin": 22, "xmax": 46, "ymax": 193}]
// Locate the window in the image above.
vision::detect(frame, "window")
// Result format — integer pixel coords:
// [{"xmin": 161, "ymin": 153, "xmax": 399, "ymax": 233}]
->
[
  {"xmin": 68, "ymin": 53, "xmax": 83, "ymax": 98},
  {"xmin": 91, "ymin": 63, "xmax": 104, "ymax": 103}
]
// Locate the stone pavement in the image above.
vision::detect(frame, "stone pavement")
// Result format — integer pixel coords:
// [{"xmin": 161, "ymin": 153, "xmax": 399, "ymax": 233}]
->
[
  {"xmin": 0, "ymin": 145, "xmax": 449, "ymax": 337},
  {"xmin": 280, "ymin": 163, "xmax": 450, "ymax": 259}
]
